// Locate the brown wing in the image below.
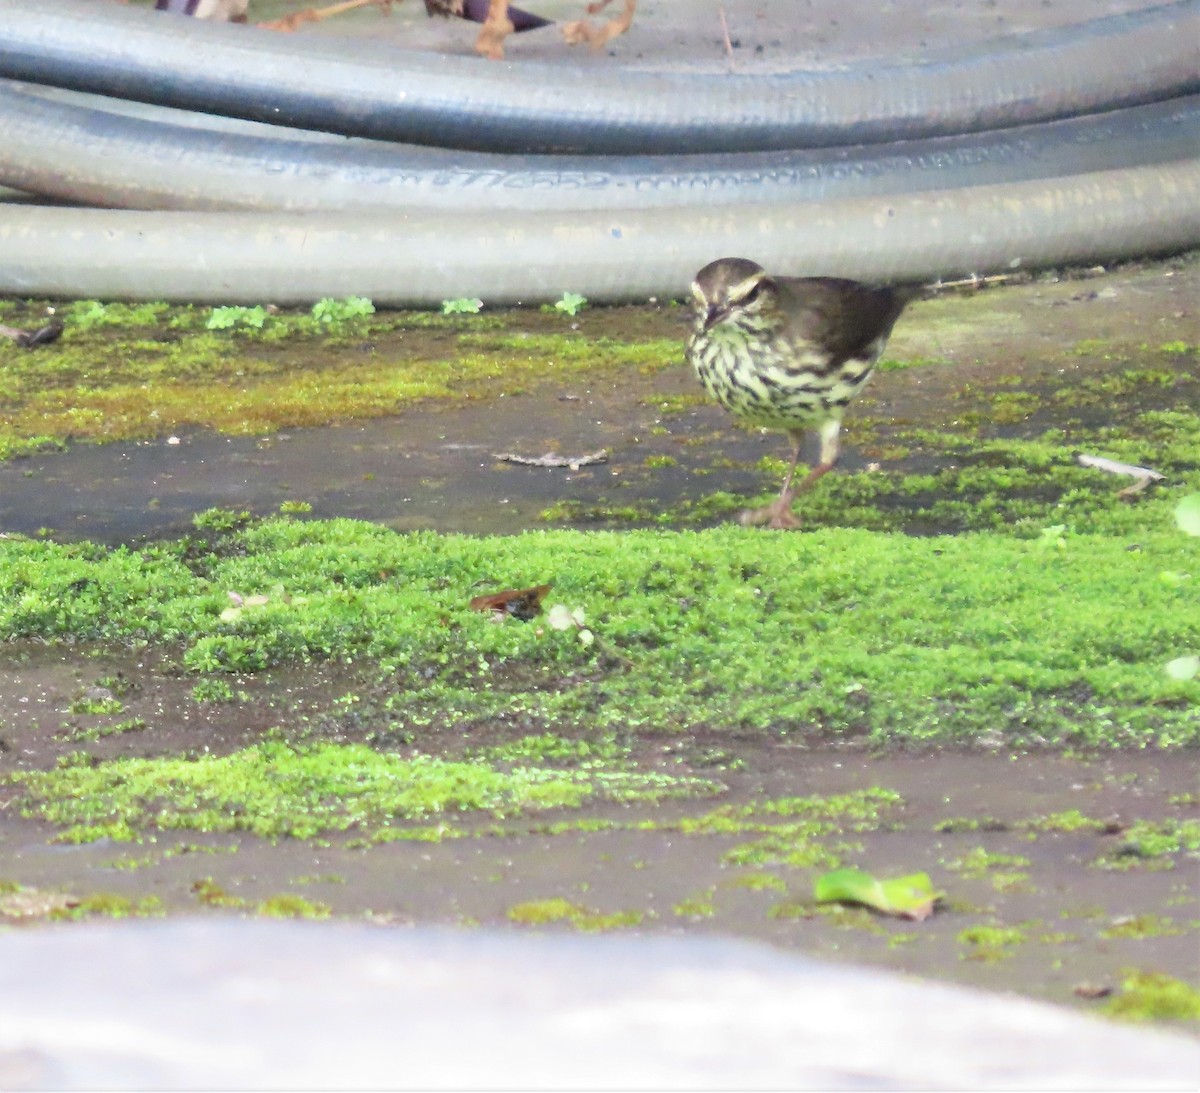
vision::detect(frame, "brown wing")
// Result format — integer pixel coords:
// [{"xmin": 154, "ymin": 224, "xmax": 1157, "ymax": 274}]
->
[{"xmin": 774, "ymin": 277, "xmax": 919, "ymax": 364}]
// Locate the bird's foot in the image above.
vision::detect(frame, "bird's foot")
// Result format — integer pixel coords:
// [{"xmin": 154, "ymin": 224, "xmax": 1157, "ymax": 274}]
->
[
  {"xmin": 563, "ymin": 0, "xmax": 635, "ymax": 49},
  {"xmin": 475, "ymin": 0, "xmax": 515, "ymax": 57},
  {"xmin": 737, "ymin": 495, "xmax": 802, "ymax": 530}
]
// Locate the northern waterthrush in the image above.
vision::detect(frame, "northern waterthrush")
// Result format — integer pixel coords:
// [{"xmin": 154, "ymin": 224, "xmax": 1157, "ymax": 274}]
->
[{"xmin": 687, "ymin": 257, "xmax": 918, "ymax": 529}]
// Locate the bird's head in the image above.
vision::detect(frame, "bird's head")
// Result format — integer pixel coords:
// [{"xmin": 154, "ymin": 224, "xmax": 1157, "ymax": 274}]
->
[{"xmin": 691, "ymin": 257, "xmax": 774, "ymax": 333}]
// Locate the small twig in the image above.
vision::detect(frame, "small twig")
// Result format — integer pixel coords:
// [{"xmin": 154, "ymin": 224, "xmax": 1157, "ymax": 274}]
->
[
  {"xmin": 928, "ymin": 273, "xmax": 1018, "ymax": 295},
  {"xmin": 257, "ymin": 0, "xmax": 390, "ymax": 31},
  {"xmin": 0, "ymin": 320, "xmax": 63, "ymax": 349},
  {"xmin": 1076, "ymin": 452, "xmax": 1165, "ymax": 482},
  {"xmin": 493, "ymin": 450, "xmax": 608, "ymax": 470},
  {"xmin": 717, "ymin": 5, "xmax": 734, "ymax": 66},
  {"xmin": 1076, "ymin": 451, "xmax": 1166, "ymax": 500}
]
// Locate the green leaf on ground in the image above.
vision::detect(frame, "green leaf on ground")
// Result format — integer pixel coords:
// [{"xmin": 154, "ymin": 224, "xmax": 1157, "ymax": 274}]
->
[
  {"xmin": 1175, "ymin": 494, "xmax": 1200, "ymax": 536},
  {"xmin": 554, "ymin": 292, "xmax": 588, "ymax": 316},
  {"xmin": 441, "ymin": 297, "xmax": 483, "ymax": 315},
  {"xmin": 814, "ymin": 868, "xmax": 940, "ymax": 921}
]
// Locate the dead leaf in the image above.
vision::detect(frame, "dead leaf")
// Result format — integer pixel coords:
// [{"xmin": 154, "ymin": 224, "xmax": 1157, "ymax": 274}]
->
[{"xmin": 469, "ymin": 583, "xmax": 552, "ymax": 621}]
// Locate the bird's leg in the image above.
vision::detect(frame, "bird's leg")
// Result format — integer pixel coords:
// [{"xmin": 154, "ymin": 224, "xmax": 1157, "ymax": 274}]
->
[
  {"xmin": 790, "ymin": 417, "xmax": 842, "ymax": 496},
  {"xmin": 738, "ymin": 431, "xmax": 805, "ymax": 529},
  {"xmin": 563, "ymin": 0, "xmax": 635, "ymax": 49},
  {"xmin": 739, "ymin": 419, "xmax": 841, "ymax": 530},
  {"xmin": 475, "ymin": 0, "xmax": 514, "ymax": 57}
]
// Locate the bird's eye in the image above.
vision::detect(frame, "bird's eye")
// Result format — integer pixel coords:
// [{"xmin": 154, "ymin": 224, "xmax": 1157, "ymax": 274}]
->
[{"xmin": 740, "ymin": 281, "xmax": 763, "ymax": 306}]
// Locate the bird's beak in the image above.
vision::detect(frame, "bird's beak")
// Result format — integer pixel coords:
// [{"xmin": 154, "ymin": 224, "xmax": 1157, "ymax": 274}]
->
[{"xmin": 702, "ymin": 304, "xmax": 728, "ymax": 332}]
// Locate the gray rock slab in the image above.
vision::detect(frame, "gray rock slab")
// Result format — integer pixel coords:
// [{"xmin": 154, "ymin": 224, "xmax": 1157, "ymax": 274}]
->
[{"xmin": 0, "ymin": 920, "xmax": 1196, "ymax": 1090}]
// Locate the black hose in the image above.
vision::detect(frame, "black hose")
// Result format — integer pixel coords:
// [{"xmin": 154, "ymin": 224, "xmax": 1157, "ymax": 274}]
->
[
  {"xmin": 2, "ymin": 81, "xmax": 1197, "ymax": 214},
  {"xmin": 3, "ymin": 161, "xmax": 1197, "ymax": 305},
  {"xmin": 0, "ymin": 0, "xmax": 1196, "ymax": 154}
]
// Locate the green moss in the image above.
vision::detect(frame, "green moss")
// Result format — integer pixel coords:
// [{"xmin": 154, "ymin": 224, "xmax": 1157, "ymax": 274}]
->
[
  {"xmin": 1020, "ymin": 809, "xmax": 1106, "ymax": 834},
  {"xmin": 1097, "ymin": 915, "xmax": 1184, "ymax": 940},
  {"xmin": 1036, "ymin": 931, "xmax": 1078, "ymax": 944},
  {"xmin": 1094, "ymin": 819, "xmax": 1200, "ymax": 869},
  {"xmin": 1104, "ymin": 970, "xmax": 1200, "ymax": 1023},
  {"xmin": 0, "ymin": 302, "xmax": 677, "ymax": 456},
  {"xmin": 1, "ymin": 516, "xmax": 1198, "ymax": 747},
  {"xmin": 369, "ymin": 823, "xmax": 467, "ymax": 844},
  {"xmin": 67, "ymin": 716, "xmax": 148, "ymax": 742},
  {"xmin": 68, "ymin": 694, "xmax": 124, "ymax": 716},
  {"xmin": 191, "ymin": 678, "xmax": 239, "ymax": 703},
  {"xmin": 673, "ymin": 891, "xmax": 717, "ymax": 918},
  {"xmin": 49, "ymin": 892, "xmax": 164, "ymax": 920},
  {"xmin": 506, "ymin": 898, "xmax": 644, "ymax": 931},
  {"xmin": 8, "ymin": 733, "xmax": 717, "ymax": 844},
  {"xmin": 679, "ymin": 788, "xmax": 901, "ymax": 869},
  {"xmin": 957, "ymin": 924, "xmax": 1027, "ymax": 961},
  {"xmin": 257, "ymin": 894, "xmax": 331, "ymax": 920},
  {"xmin": 192, "ymin": 877, "xmax": 246, "ymax": 908},
  {"xmin": 933, "ymin": 817, "xmax": 1008, "ymax": 834},
  {"xmin": 645, "ymin": 393, "xmax": 708, "ymax": 415},
  {"xmin": 474, "ymin": 732, "xmax": 623, "ymax": 765},
  {"xmin": 10, "ymin": 742, "xmax": 590, "ymax": 842},
  {"xmin": 944, "ymin": 847, "xmax": 1032, "ymax": 879}
]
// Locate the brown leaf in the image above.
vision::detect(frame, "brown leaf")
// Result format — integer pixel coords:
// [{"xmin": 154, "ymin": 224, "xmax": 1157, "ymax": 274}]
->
[{"xmin": 469, "ymin": 583, "xmax": 551, "ymax": 621}]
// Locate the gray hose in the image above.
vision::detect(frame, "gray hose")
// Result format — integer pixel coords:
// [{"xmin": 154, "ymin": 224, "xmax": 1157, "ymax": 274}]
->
[
  {"xmin": 2, "ymin": 81, "xmax": 1197, "ymax": 213},
  {"xmin": 0, "ymin": 0, "xmax": 1196, "ymax": 153},
  {"xmin": 3, "ymin": 161, "xmax": 1197, "ymax": 306}
]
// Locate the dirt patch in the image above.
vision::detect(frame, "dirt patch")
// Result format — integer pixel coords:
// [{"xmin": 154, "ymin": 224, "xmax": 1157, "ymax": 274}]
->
[
  {"xmin": 0, "ymin": 641, "xmax": 1197, "ymax": 1025},
  {"xmin": 1, "ymin": 257, "xmax": 1197, "ymax": 541}
]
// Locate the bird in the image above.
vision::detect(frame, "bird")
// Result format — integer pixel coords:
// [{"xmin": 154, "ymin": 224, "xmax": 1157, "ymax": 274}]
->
[{"xmin": 686, "ymin": 257, "xmax": 919, "ymax": 530}]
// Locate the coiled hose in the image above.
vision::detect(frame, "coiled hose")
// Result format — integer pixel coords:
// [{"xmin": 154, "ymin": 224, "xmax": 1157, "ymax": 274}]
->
[{"xmin": 0, "ymin": 0, "xmax": 1197, "ymax": 303}]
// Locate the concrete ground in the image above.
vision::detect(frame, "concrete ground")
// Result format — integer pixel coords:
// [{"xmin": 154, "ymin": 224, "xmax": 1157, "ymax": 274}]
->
[
  {"xmin": 238, "ymin": 0, "xmax": 1166, "ymax": 71},
  {"xmin": 2, "ymin": 921, "xmax": 1198, "ymax": 1089},
  {"xmin": 0, "ymin": 3, "xmax": 1193, "ymax": 1089}
]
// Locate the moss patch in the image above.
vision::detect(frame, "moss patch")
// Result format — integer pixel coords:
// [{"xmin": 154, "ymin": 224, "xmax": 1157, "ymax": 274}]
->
[
  {"xmin": 8, "ymin": 737, "xmax": 717, "ymax": 844},
  {"xmin": 1, "ymin": 515, "xmax": 1197, "ymax": 747},
  {"xmin": 506, "ymin": 897, "xmax": 645, "ymax": 930},
  {"xmin": 957, "ymin": 923, "xmax": 1027, "ymax": 962},
  {"xmin": 1103, "ymin": 970, "xmax": 1200, "ymax": 1023},
  {"xmin": 0, "ymin": 298, "xmax": 678, "ymax": 459}
]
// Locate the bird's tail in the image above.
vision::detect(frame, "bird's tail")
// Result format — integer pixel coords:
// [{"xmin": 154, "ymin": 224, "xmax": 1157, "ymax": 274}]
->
[{"xmin": 439, "ymin": 0, "xmax": 553, "ymax": 31}]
